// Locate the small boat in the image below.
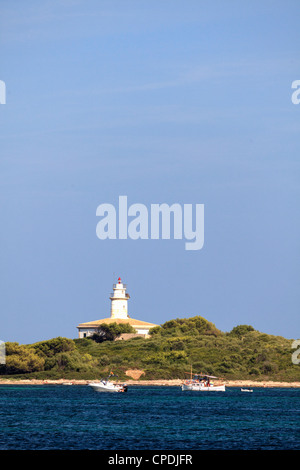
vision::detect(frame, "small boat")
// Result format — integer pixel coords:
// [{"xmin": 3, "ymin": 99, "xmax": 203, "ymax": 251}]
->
[
  {"xmin": 89, "ymin": 374, "xmax": 128, "ymax": 393},
  {"xmin": 181, "ymin": 368, "xmax": 226, "ymax": 392},
  {"xmin": 241, "ymin": 388, "xmax": 253, "ymax": 392}
]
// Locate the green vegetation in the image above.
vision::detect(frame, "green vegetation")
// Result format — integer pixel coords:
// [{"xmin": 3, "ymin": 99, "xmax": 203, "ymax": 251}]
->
[
  {"xmin": 0, "ymin": 316, "xmax": 299, "ymax": 382},
  {"xmin": 90, "ymin": 322, "xmax": 136, "ymax": 343}
]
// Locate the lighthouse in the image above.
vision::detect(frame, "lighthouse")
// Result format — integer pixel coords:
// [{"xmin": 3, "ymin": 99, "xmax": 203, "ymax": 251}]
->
[
  {"xmin": 77, "ymin": 277, "xmax": 159, "ymax": 338},
  {"xmin": 110, "ymin": 277, "xmax": 130, "ymax": 319}
]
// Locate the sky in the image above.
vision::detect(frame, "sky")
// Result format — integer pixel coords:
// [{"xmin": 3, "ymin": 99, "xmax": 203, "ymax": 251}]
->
[{"xmin": 0, "ymin": 0, "xmax": 299, "ymax": 343}]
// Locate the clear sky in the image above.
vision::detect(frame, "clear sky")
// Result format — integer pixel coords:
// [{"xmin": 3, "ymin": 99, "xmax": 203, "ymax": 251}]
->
[{"xmin": 0, "ymin": 1, "xmax": 299, "ymax": 343}]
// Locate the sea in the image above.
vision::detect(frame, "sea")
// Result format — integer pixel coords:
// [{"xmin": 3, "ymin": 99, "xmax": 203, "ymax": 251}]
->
[{"xmin": 0, "ymin": 385, "xmax": 299, "ymax": 451}]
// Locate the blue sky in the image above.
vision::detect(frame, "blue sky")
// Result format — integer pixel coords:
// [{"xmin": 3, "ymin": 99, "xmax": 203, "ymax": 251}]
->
[{"xmin": 0, "ymin": 0, "xmax": 299, "ymax": 343}]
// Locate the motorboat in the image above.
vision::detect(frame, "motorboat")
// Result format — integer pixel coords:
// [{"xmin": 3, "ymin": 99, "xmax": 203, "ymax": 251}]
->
[
  {"xmin": 89, "ymin": 374, "xmax": 128, "ymax": 393},
  {"xmin": 241, "ymin": 388, "xmax": 253, "ymax": 392},
  {"xmin": 181, "ymin": 372, "xmax": 226, "ymax": 392}
]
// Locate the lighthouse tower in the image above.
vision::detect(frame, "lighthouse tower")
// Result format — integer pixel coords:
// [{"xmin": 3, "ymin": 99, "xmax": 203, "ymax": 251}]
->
[
  {"xmin": 110, "ymin": 277, "xmax": 130, "ymax": 319},
  {"xmin": 77, "ymin": 276, "xmax": 159, "ymax": 338}
]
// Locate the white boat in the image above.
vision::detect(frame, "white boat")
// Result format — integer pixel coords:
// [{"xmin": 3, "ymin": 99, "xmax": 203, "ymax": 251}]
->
[
  {"xmin": 181, "ymin": 372, "xmax": 226, "ymax": 392},
  {"xmin": 89, "ymin": 375, "xmax": 128, "ymax": 393},
  {"xmin": 241, "ymin": 388, "xmax": 253, "ymax": 392}
]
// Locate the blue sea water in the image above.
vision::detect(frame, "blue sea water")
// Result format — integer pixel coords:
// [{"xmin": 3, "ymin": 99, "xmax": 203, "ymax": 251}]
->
[{"xmin": 0, "ymin": 385, "xmax": 299, "ymax": 450}]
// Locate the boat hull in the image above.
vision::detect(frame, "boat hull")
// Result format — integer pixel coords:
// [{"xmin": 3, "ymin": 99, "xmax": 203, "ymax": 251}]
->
[
  {"xmin": 89, "ymin": 382, "xmax": 126, "ymax": 393},
  {"xmin": 181, "ymin": 383, "xmax": 226, "ymax": 392}
]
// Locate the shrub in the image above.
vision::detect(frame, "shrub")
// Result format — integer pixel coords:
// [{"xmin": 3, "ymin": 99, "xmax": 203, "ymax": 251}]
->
[
  {"xmin": 229, "ymin": 325, "xmax": 255, "ymax": 338},
  {"xmin": 159, "ymin": 316, "xmax": 222, "ymax": 337},
  {"xmin": 149, "ymin": 326, "xmax": 161, "ymax": 336},
  {"xmin": 249, "ymin": 368, "xmax": 260, "ymax": 376},
  {"xmin": 98, "ymin": 354, "xmax": 110, "ymax": 366}
]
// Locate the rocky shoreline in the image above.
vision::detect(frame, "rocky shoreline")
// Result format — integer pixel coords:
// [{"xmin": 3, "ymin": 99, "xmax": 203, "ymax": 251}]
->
[{"xmin": 0, "ymin": 378, "xmax": 300, "ymax": 387}]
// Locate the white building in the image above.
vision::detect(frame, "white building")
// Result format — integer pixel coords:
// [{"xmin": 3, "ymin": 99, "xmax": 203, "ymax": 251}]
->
[{"xmin": 77, "ymin": 277, "xmax": 159, "ymax": 338}]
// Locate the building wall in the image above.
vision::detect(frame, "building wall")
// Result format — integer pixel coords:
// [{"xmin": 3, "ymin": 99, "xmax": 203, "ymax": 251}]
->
[
  {"xmin": 135, "ymin": 328, "xmax": 151, "ymax": 335},
  {"xmin": 115, "ymin": 333, "xmax": 149, "ymax": 341},
  {"xmin": 78, "ymin": 326, "xmax": 152, "ymax": 338},
  {"xmin": 78, "ymin": 328, "xmax": 95, "ymax": 338}
]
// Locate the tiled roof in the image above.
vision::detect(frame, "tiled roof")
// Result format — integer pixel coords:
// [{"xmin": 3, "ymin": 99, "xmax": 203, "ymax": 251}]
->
[{"xmin": 77, "ymin": 317, "xmax": 159, "ymax": 328}]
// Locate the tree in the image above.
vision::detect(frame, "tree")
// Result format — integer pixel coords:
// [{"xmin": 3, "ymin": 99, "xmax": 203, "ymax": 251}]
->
[
  {"xmin": 90, "ymin": 323, "xmax": 136, "ymax": 343},
  {"xmin": 31, "ymin": 337, "xmax": 76, "ymax": 357},
  {"xmin": 2, "ymin": 342, "xmax": 45, "ymax": 374}
]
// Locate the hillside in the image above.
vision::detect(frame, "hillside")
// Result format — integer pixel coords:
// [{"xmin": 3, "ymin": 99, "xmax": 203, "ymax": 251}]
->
[{"xmin": 0, "ymin": 316, "xmax": 299, "ymax": 382}]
